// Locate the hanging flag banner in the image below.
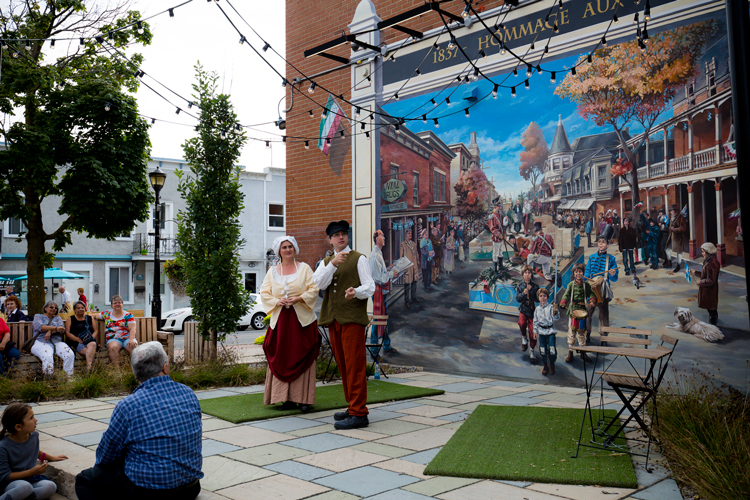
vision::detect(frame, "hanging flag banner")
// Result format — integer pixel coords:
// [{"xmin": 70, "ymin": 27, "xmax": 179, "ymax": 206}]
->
[{"xmin": 318, "ymin": 94, "xmax": 345, "ymax": 155}]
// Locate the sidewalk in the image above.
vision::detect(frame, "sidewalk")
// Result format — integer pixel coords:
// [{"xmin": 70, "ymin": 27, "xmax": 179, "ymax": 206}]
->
[{"xmin": 28, "ymin": 371, "xmax": 683, "ymax": 500}]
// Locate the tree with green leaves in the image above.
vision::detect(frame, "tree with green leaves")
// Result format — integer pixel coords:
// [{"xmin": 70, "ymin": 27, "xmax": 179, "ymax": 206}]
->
[
  {"xmin": 176, "ymin": 64, "xmax": 249, "ymax": 359},
  {"xmin": 0, "ymin": 1, "xmax": 153, "ymax": 314}
]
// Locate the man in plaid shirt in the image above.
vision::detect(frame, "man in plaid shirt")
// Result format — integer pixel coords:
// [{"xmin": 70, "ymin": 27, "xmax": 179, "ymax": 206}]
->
[
  {"xmin": 527, "ymin": 222, "xmax": 555, "ymax": 280},
  {"xmin": 584, "ymin": 235, "xmax": 619, "ymax": 341},
  {"xmin": 76, "ymin": 342, "xmax": 203, "ymax": 500}
]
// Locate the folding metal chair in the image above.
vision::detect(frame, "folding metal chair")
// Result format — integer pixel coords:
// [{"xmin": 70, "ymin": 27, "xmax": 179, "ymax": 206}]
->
[{"xmin": 365, "ymin": 315, "xmax": 389, "ymax": 379}]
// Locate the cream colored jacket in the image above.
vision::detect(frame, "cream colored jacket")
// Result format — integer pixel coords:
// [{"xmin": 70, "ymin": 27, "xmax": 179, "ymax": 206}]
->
[{"xmin": 260, "ymin": 262, "xmax": 319, "ymax": 329}]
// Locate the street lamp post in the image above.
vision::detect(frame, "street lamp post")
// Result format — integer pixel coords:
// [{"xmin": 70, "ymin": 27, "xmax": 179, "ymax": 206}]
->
[{"xmin": 148, "ymin": 166, "xmax": 167, "ymax": 327}]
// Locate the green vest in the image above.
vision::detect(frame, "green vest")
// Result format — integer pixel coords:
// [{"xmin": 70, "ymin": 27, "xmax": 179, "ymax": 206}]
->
[{"xmin": 319, "ymin": 250, "xmax": 370, "ymax": 327}]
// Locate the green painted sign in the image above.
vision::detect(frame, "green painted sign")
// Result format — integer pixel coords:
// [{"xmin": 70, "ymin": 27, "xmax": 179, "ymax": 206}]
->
[{"xmin": 381, "ymin": 179, "xmax": 407, "ymax": 203}]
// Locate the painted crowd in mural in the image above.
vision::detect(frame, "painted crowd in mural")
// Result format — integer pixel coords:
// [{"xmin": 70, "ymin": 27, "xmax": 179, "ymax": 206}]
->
[{"xmin": 371, "ymin": 11, "xmax": 748, "ymax": 389}]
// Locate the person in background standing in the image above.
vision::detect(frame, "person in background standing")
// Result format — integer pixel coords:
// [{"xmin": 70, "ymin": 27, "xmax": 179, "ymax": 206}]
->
[
  {"xmin": 370, "ymin": 230, "xmax": 399, "ymax": 358},
  {"xmin": 665, "ymin": 204, "xmax": 688, "ymax": 272},
  {"xmin": 488, "ymin": 199, "xmax": 506, "ymax": 273},
  {"xmin": 612, "ymin": 210, "xmax": 621, "ymax": 244},
  {"xmin": 513, "ymin": 200, "xmax": 523, "ymax": 234},
  {"xmin": 58, "ymin": 286, "xmax": 72, "ymax": 314},
  {"xmin": 619, "ymin": 217, "xmax": 638, "ymax": 276},
  {"xmin": 77, "ymin": 287, "xmax": 87, "ymax": 308},
  {"xmin": 456, "ymin": 225, "xmax": 465, "ymax": 262},
  {"xmin": 689, "ymin": 242, "xmax": 721, "ymax": 325},
  {"xmin": 419, "ymin": 229, "xmax": 434, "ymax": 293},
  {"xmin": 585, "ymin": 216, "xmax": 593, "ymax": 248},
  {"xmin": 400, "ymin": 228, "xmax": 420, "ymax": 308}
]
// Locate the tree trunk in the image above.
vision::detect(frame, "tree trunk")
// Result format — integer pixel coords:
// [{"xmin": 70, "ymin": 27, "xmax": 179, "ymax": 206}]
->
[
  {"xmin": 615, "ymin": 129, "xmax": 642, "ymax": 220},
  {"xmin": 25, "ymin": 202, "xmax": 47, "ymax": 316},
  {"xmin": 210, "ymin": 331, "xmax": 217, "ymax": 361}
]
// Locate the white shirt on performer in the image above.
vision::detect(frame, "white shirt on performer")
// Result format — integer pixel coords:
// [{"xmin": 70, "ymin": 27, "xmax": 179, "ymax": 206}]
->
[{"xmin": 313, "ymin": 245, "xmax": 375, "ymax": 300}]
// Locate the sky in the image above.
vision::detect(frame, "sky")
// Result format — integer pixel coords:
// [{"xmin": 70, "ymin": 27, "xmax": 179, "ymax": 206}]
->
[
  {"xmin": 129, "ymin": 0, "xmax": 286, "ymax": 172},
  {"xmin": 382, "ymin": 53, "xmax": 667, "ymax": 200}
]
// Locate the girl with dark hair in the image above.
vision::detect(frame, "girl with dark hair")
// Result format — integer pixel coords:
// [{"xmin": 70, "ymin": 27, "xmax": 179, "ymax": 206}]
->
[{"xmin": 0, "ymin": 403, "xmax": 67, "ymax": 499}]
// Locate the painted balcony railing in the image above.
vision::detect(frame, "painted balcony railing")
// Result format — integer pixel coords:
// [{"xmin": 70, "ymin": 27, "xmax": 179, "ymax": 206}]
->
[
  {"xmin": 668, "ymin": 155, "xmax": 691, "ymax": 174},
  {"xmin": 620, "ymin": 143, "xmax": 735, "ymax": 186},
  {"xmin": 649, "ymin": 161, "xmax": 666, "ymax": 178},
  {"xmin": 133, "ymin": 233, "xmax": 179, "ymax": 255},
  {"xmin": 694, "ymin": 148, "xmax": 717, "ymax": 170}
]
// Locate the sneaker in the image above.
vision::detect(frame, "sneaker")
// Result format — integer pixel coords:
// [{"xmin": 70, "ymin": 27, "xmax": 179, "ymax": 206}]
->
[
  {"xmin": 521, "ymin": 336, "xmax": 529, "ymax": 352},
  {"xmin": 625, "ymin": 270, "xmax": 630, "ymax": 276},
  {"xmin": 529, "ymin": 350, "xmax": 537, "ymax": 364},
  {"xmin": 333, "ymin": 410, "xmax": 350, "ymax": 421},
  {"xmin": 334, "ymin": 415, "xmax": 369, "ymax": 430}
]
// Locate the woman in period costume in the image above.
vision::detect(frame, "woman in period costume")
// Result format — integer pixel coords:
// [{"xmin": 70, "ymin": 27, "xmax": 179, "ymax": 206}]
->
[
  {"xmin": 689, "ymin": 242, "xmax": 721, "ymax": 325},
  {"xmin": 260, "ymin": 236, "xmax": 321, "ymax": 412},
  {"xmin": 443, "ymin": 229, "xmax": 456, "ymax": 275}
]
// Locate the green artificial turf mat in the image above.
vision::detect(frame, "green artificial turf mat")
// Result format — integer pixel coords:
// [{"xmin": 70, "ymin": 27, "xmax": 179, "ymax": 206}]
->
[
  {"xmin": 423, "ymin": 405, "xmax": 637, "ymax": 488},
  {"xmin": 200, "ymin": 380, "xmax": 445, "ymax": 423}
]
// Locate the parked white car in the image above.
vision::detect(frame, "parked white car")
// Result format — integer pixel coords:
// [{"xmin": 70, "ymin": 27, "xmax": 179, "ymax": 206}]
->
[{"xmin": 160, "ymin": 294, "xmax": 266, "ymax": 334}]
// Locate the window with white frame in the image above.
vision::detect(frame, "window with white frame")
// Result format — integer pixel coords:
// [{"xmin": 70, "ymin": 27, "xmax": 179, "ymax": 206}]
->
[
  {"xmin": 6, "ymin": 217, "xmax": 26, "ymax": 237},
  {"xmin": 106, "ymin": 265, "xmax": 132, "ymax": 303},
  {"xmin": 268, "ymin": 204, "xmax": 285, "ymax": 229},
  {"xmin": 598, "ymin": 165, "xmax": 607, "ymax": 187},
  {"xmin": 413, "ymin": 172, "xmax": 419, "ymax": 207},
  {"xmin": 433, "ymin": 170, "xmax": 446, "ymax": 203}
]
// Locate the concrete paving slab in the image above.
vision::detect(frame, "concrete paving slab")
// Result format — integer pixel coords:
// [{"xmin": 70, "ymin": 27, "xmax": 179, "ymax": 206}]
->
[
  {"xmin": 294, "ymin": 447, "xmax": 387, "ymax": 472},
  {"xmin": 66, "ymin": 404, "xmax": 115, "ymax": 414},
  {"xmin": 633, "ymin": 463, "xmax": 671, "ymax": 488},
  {"xmin": 221, "ymin": 443, "xmax": 313, "ymax": 466},
  {"xmin": 63, "ymin": 430, "xmax": 104, "ymax": 447},
  {"xmin": 41, "ymin": 420, "xmax": 109, "ymax": 438},
  {"xmin": 483, "ymin": 380, "xmax": 535, "ymax": 388},
  {"xmin": 428, "ymin": 382, "xmax": 488, "ymax": 393},
  {"xmin": 204, "ymin": 426, "xmax": 292, "ymax": 448},
  {"xmin": 403, "ymin": 477, "xmax": 480, "ymax": 497},
  {"xmin": 366, "ymin": 419, "xmax": 430, "ymax": 436},
  {"xmin": 201, "ymin": 438, "xmax": 243, "ymax": 457},
  {"xmin": 460, "ymin": 388, "xmax": 515, "ymax": 399},
  {"xmin": 396, "ymin": 415, "xmax": 450, "ymax": 427},
  {"xmin": 423, "ymin": 393, "xmax": 486, "ymax": 404},
  {"xmin": 201, "ymin": 455, "xmax": 276, "ymax": 491},
  {"xmin": 396, "ymin": 406, "xmax": 463, "ymax": 419},
  {"xmin": 376, "ymin": 401, "xmax": 423, "ymax": 411},
  {"xmin": 400, "ymin": 447, "xmax": 442, "ymax": 465},
  {"xmin": 264, "ymin": 460, "xmax": 335, "ymax": 481},
  {"xmin": 482, "ymin": 395, "xmax": 547, "ymax": 406},
  {"xmin": 201, "ymin": 418, "xmax": 239, "ymax": 432},
  {"xmin": 283, "ymin": 433, "xmax": 364, "ymax": 453},
  {"xmin": 511, "ymin": 390, "xmax": 552, "ymax": 398},
  {"xmin": 630, "ymin": 479, "xmax": 683, "ymax": 500},
  {"xmin": 364, "ymin": 489, "xmax": 436, "ymax": 500},
  {"xmin": 435, "ymin": 411, "xmax": 470, "ymax": 423},
  {"xmin": 349, "ymin": 442, "xmax": 414, "ymax": 459},
  {"xmin": 34, "ymin": 411, "xmax": 79, "ymax": 424},
  {"xmin": 313, "ymin": 466, "xmax": 420, "ymax": 497},
  {"xmin": 75, "ymin": 409, "xmax": 114, "ymax": 420},
  {"xmin": 375, "ymin": 427, "xmax": 455, "ymax": 451},
  {"xmin": 373, "ymin": 458, "xmax": 434, "ymax": 479},
  {"xmin": 286, "ymin": 424, "xmax": 336, "ymax": 437},
  {"xmin": 411, "ymin": 399, "xmax": 461, "ymax": 408},
  {"xmin": 398, "ymin": 380, "xmax": 445, "ymax": 388},
  {"xmin": 495, "ymin": 480, "xmax": 532, "ymax": 488},
  {"xmin": 194, "ymin": 390, "xmax": 245, "ymax": 400},
  {"xmin": 37, "ymin": 417, "xmax": 89, "ymax": 430},
  {"xmin": 217, "ymin": 473, "xmax": 329, "ymax": 500},
  {"xmin": 527, "ymin": 483, "xmax": 637, "ymax": 499},
  {"xmin": 437, "ymin": 479, "xmax": 563, "ymax": 500},
  {"xmin": 32, "ymin": 400, "xmax": 109, "ymax": 414},
  {"xmin": 305, "ymin": 492, "xmax": 360, "ymax": 500},
  {"xmin": 330, "ymin": 428, "xmax": 389, "ymax": 441},
  {"xmin": 251, "ymin": 417, "xmax": 330, "ymax": 433}
]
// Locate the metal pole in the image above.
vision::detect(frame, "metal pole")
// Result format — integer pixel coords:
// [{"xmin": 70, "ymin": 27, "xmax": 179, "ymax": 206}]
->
[
  {"xmin": 726, "ymin": 0, "xmax": 750, "ymax": 318},
  {"xmin": 152, "ymin": 189, "xmax": 162, "ymax": 327}
]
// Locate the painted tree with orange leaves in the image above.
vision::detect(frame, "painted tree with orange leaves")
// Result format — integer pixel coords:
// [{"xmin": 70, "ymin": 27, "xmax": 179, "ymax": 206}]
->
[
  {"xmin": 454, "ymin": 164, "xmax": 490, "ymax": 225},
  {"xmin": 519, "ymin": 121, "xmax": 549, "ymax": 203},
  {"xmin": 555, "ymin": 19, "xmax": 716, "ymax": 217}
]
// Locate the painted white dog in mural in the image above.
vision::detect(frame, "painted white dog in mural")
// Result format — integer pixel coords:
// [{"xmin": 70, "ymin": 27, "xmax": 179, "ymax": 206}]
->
[{"xmin": 666, "ymin": 307, "xmax": 724, "ymax": 343}]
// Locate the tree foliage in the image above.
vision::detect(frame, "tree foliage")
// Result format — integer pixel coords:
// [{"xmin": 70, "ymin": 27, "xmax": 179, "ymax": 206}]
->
[
  {"xmin": 453, "ymin": 164, "xmax": 489, "ymax": 225},
  {"xmin": 519, "ymin": 121, "xmax": 548, "ymax": 201},
  {"xmin": 555, "ymin": 19, "xmax": 716, "ymax": 216},
  {"xmin": 176, "ymin": 65, "xmax": 249, "ymax": 354},
  {"xmin": 0, "ymin": 1, "xmax": 153, "ymax": 313}
]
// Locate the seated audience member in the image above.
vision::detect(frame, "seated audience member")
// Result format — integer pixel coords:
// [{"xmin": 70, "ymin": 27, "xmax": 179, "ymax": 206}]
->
[
  {"xmin": 0, "ymin": 315, "xmax": 20, "ymax": 375},
  {"xmin": 31, "ymin": 302, "xmax": 75, "ymax": 376},
  {"xmin": 75, "ymin": 342, "xmax": 203, "ymax": 500},
  {"xmin": 65, "ymin": 301, "xmax": 98, "ymax": 371},
  {"xmin": 92, "ymin": 295, "xmax": 136, "ymax": 366},
  {"xmin": 4, "ymin": 296, "xmax": 29, "ymax": 323}
]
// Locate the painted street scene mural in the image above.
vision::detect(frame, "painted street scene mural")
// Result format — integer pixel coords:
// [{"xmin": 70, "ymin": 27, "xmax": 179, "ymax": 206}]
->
[{"xmin": 373, "ymin": 12, "xmax": 748, "ymax": 389}]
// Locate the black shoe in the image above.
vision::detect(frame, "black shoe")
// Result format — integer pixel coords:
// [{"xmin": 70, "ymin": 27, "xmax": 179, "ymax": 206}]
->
[
  {"xmin": 709, "ymin": 316, "xmax": 718, "ymax": 326},
  {"xmin": 663, "ymin": 260, "xmax": 672, "ymax": 268},
  {"xmin": 625, "ymin": 271, "xmax": 630, "ymax": 276},
  {"xmin": 405, "ymin": 301, "xmax": 410, "ymax": 309},
  {"xmin": 334, "ymin": 415, "xmax": 369, "ymax": 430},
  {"xmin": 279, "ymin": 401, "xmax": 298, "ymax": 411},
  {"xmin": 299, "ymin": 405, "xmax": 311, "ymax": 413},
  {"xmin": 413, "ymin": 297, "xmax": 422, "ymax": 303},
  {"xmin": 333, "ymin": 410, "xmax": 350, "ymax": 421}
]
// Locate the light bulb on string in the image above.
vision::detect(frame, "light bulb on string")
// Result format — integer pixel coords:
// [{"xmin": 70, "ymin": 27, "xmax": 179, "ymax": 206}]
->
[
  {"xmin": 137, "ymin": 21, "xmax": 144, "ymax": 34},
  {"xmin": 571, "ymin": 66, "xmax": 577, "ymax": 76},
  {"xmin": 601, "ymin": 36, "xmax": 607, "ymax": 47},
  {"xmin": 361, "ymin": 122, "xmax": 366, "ymax": 131},
  {"xmin": 479, "ymin": 49, "xmax": 486, "ymax": 59},
  {"xmin": 239, "ymin": 35, "xmax": 246, "ymax": 44},
  {"xmin": 472, "ymin": 68, "xmax": 479, "ymax": 81},
  {"xmin": 308, "ymin": 82, "xmax": 316, "ymax": 93},
  {"xmin": 525, "ymin": 79, "xmax": 530, "ymax": 89},
  {"xmin": 492, "ymin": 84, "xmax": 498, "ymax": 99},
  {"xmin": 282, "ymin": 135, "xmax": 287, "ymax": 142},
  {"xmin": 445, "ymin": 96, "xmax": 450, "ymax": 105},
  {"xmin": 79, "ymin": 37, "xmax": 84, "ymax": 46},
  {"xmin": 340, "ymin": 130, "xmax": 346, "ymax": 137},
  {"xmin": 634, "ymin": 12, "xmax": 639, "ymax": 24},
  {"xmin": 365, "ymin": 131, "xmax": 370, "ymax": 139},
  {"xmin": 169, "ymin": 8, "xmax": 174, "ymax": 17},
  {"xmin": 500, "ymin": 43, "xmax": 506, "ymax": 55},
  {"xmin": 415, "ymin": 68, "xmax": 421, "ymax": 76},
  {"xmin": 175, "ymin": 108, "xmax": 181, "ymax": 115},
  {"xmin": 645, "ymin": 0, "xmax": 651, "ymax": 21},
  {"xmin": 513, "ymin": 68, "xmax": 518, "ymax": 77},
  {"xmin": 355, "ymin": 107, "xmax": 360, "ymax": 118},
  {"xmin": 50, "ymin": 39, "xmax": 55, "ymax": 48},
  {"xmin": 461, "ymin": 5, "xmax": 470, "ymax": 18},
  {"xmin": 511, "ymin": 86, "xmax": 516, "ymax": 97},
  {"xmin": 266, "ymin": 141, "xmax": 270, "ymax": 149},
  {"xmin": 430, "ymin": 99, "xmax": 436, "ymax": 105},
  {"xmin": 309, "ymin": 110, "xmax": 314, "ymax": 118},
  {"xmin": 447, "ymin": 36, "xmax": 456, "ymax": 50},
  {"xmin": 422, "ymin": 115, "xmax": 427, "ymax": 123},
  {"xmin": 394, "ymin": 93, "xmax": 399, "ymax": 101},
  {"xmin": 25, "ymin": 40, "xmax": 30, "ymax": 50},
  {"xmin": 587, "ymin": 54, "xmax": 592, "ymax": 63},
  {"xmin": 550, "ymin": 72, "xmax": 556, "ymax": 83},
  {"xmin": 526, "ymin": 64, "xmax": 532, "ymax": 77},
  {"xmin": 643, "ymin": 24, "xmax": 650, "ymax": 43},
  {"xmin": 613, "ymin": 13, "xmax": 618, "ymax": 23},
  {"xmin": 151, "ymin": 118, "xmax": 156, "ymax": 124},
  {"xmin": 221, "ymin": 130, "xmax": 226, "ymax": 139},
  {"xmin": 304, "ymin": 141, "xmax": 309, "ymax": 149},
  {"xmin": 326, "ymin": 138, "xmax": 331, "ymax": 146},
  {"xmin": 433, "ymin": 118, "xmax": 439, "ymax": 128},
  {"xmin": 104, "ymin": 102, "xmax": 111, "ymax": 111},
  {"xmin": 464, "ymin": 108, "xmax": 470, "ymax": 118},
  {"xmin": 544, "ymin": 45, "xmax": 549, "ymax": 54},
  {"xmin": 262, "ymin": 42, "xmax": 270, "ymax": 52},
  {"xmin": 554, "ymin": 23, "xmax": 559, "ymax": 33}
]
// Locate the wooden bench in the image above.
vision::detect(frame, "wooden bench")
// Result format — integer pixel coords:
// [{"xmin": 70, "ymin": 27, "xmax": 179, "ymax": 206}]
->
[{"xmin": 7, "ymin": 317, "xmax": 174, "ymax": 376}]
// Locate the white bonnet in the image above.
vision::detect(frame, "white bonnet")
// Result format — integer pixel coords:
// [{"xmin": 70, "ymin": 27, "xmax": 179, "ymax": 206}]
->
[{"xmin": 272, "ymin": 235, "xmax": 299, "ymax": 256}]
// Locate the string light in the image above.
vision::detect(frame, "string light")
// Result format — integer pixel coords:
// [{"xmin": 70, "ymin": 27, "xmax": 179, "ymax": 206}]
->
[
  {"xmin": 587, "ymin": 54, "xmax": 592, "ymax": 63},
  {"xmin": 221, "ymin": 130, "xmax": 227, "ymax": 139},
  {"xmin": 394, "ymin": 93, "xmax": 399, "ymax": 100},
  {"xmin": 602, "ymin": 36, "xmax": 607, "ymax": 47},
  {"xmin": 12, "ymin": 51, "xmax": 18, "ymax": 59},
  {"xmin": 472, "ymin": 67, "xmax": 479, "ymax": 80},
  {"xmin": 304, "ymin": 141, "xmax": 309, "ymax": 149},
  {"xmin": 634, "ymin": 12, "xmax": 639, "ymax": 24},
  {"xmin": 340, "ymin": 129, "xmax": 346, "ymax": 137},
  {"xmin": 433, "ymin": 118, "xmax": 439, "ymax": 128},
  {"xmin": 266, "ymin": 141, "xmax": 270, "ymax": 148},
  {"xmin": 613, "ymin": 13, "xmax": 618, "ymax": 23},
  {"xmin": 553, "ymin": 23, "xmax": 559, "ymax": 33},
  {"xmin": 513, "ymin": 68, "xmax": 518, "ymax": 77},
  {"xmin": 355, "ymin": 106, "xmax": 360, "ymax": 118},
  {"xmin": 461, "ymin": 4, "xmax": 470, "ymax": 18},
  {"xmin": 422, "ymin": 114, "xmax": 427, "ymax": 123},
  {"xmin": 415, "ymin": 68, "xmax": 421, "ymax": 76},
  {"xmin": 530, "ymin": 41, "xmax": 535, "ymax": 50},
  {"xmin": 308, "ymin": 82, "xmax": 316, "ymax": 93},
  {"xmin": 447, "ymin": 35, "xmax": 456, "ymax": 50},
  {"xmin": 262, "ymin": 42, "xmax": 270, "ymax": 52},
  {"xmin": 169, "ymin": 8, "xmax": 174, "ymax": 17},
  {"xmin": 645, "ymin": 0, "xmax": 651, "ymax": 21},
  {"xmin": 571, "ymin": 66, "xmax": 576, "ymax": 76},
  {"xmin": 464, "ymin": 108, "xmax": 470, "ymax": 118},
  {"xmin": 550, "ymin": 72, "xmax": 556, "ymax": 83},
  {"xmin": 479, "ymin": 49, "xmax": 486, "ymax": 59},
  {"xmin": 283, "ymin": 135, "xmax": 287, "ymax": 142},
  {"xmin": 500, "ymin": 43, "xmax": 506, "ymax": 55},
  {"xmin": 309, "ymin": 110, "xmax": 314, "ymax": 118},
  {"xmin": 492, "ymin": 84, "xmax": 498, "ymax": 99},
  {"xmin": 151, "ymin": 118, "xmax": 156, "ymax": 124},
  {"xmin": 79, "ymin": 37, "xmax": 84, "ymax": 45},
  {"xmin": 326, "ymin": 138, "xmax": 331, "ymax": 145},
  {"xmin": 361, "ymin": 122, "xmax": 366, "ymax": 130},
  {"xmin": 25, "ymin": 40, "xmax": 30, "ymax": 50},
  {"xmin": 526, "ymin": 64, "xmax": 532, "ymax": 77},
  {"xmin": 104, "ymin": 102, "xmax": 111, "ymax": 111},
  {"xmin": 365, "ymin": 131, "xmax": 370, "ymax": 139},
  {"xmin": 544, "ymin": 45, "xmax": 549, "ymax": 54},
  {"xmin": 525, "ymin": 79, "xmax": 530, "ymax": 89},
  {"xmin": 430, "ymin": 99, "xmax": 436, "ymax": 105},
  {"xmin": 511, "ymin": 86, "xmax": 516, "ymax": 97},
  {"xmin": 239, "ymin": 35, "xmax": 246, "ymax": 44},
  {"xmin": 445, "ymin": 96, "xmax": 450, "ymax": 104},
  {"xmin": 2, "ymin": 40, "xmax": 8, "ymax": 49},
  {"xmin": 137, "ymin": 21, "xmax": 144, "ymax": 34},
  {"xmin": 175, "ymin": 108, "xmax": 181, "ymax": 114},
  {"xmin": 50, "ymin": 39, "xmax": 55, "ymax": 48},
  {"xmin": 643, "ymin": 23, "xmax": 650, "ymax": 43}
]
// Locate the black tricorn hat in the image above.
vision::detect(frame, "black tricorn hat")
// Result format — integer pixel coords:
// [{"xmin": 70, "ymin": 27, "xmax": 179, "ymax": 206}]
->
[
  {"xmin": 326, "ymin": 220, "xmax": 350, "ymax": 237},
  {"xmin": 492, "ymin": 196, "xmax": 502, "ymax": 207}
]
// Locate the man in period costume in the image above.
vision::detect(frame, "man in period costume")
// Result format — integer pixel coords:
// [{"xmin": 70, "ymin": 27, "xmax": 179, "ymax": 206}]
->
[
  {"xmin": 612, "ymin": 210, "xmax": 621, "ymax": 244},
  {"xmin": 513, "ymin": 200, "xmax": 523, "ymax": 234},
  {"xmin": 313, "ymin": 221, "xmax": 375, "ymax": 430},
  {"xmin": 430, "ymin": 226, "xmax": 443, "ymax": 284},
  {"xmin": 400, "ymin": 228, "xmax": 420, "ymax": 308},
  {"xmin": 584, "ymin": 235, "xmax": 619, "ymax": 341},
  {"xmin": 527, "ymin": 222, "xmax": 555, "ymax": 280},
  {"xmin": 665, "ymin": 204, "xmax": 688, "ymax": 272},
  {"xmin": 487, "ymin": 197, "xmax": 506, "ymax": 273},
  {"xmin": 370, "ymin": 230, "xmax": 399, "ymax": 357}
]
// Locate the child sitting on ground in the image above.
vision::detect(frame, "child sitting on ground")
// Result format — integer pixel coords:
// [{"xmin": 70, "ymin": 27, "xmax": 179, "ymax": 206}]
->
[
  {"xmin": 533, "ymin": 287, "xmax": 560, "ymax": 375},
  {"xmin": 0, "ymin": 403, "xmax": 67, "ymax": 500}
]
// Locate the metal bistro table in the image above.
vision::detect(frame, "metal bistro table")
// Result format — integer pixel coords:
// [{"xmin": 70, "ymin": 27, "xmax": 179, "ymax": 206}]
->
[{"xmin": 571, "ymin": 338, "xmax": 677, "ymax": 467}]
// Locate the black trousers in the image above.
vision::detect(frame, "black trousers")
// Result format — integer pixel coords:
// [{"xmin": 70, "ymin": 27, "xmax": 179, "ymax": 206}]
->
[
  {"xmin": 404, "ymin": 281, "xmax": 417, "ymax": 304},
  {"xmin": 422, "ymin": 261, "xmax": 432, "ymax": 290},
  {"xmin": 75, "ymin": 459, "xmax": 201, "ymax": 500}
]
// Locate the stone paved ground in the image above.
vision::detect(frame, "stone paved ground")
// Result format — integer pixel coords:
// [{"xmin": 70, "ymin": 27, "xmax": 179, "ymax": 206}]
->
[{"xmin": 26, "ymin": 372, "xmax": 683, "ymax": 500}]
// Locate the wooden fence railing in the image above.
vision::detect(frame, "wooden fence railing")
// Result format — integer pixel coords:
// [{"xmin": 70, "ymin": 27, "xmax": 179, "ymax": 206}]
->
[{"xmin": 183, "ymin": 321, "xmax": 211, "ymax": 363}]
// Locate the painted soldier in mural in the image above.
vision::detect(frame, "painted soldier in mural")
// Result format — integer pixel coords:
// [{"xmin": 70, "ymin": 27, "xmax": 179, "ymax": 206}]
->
[
  {"xmin": 612, "ymin": 210, "xmax": 620, "ymax": 244},
  {"xmin": 487, "ymin": 197, "xmax": 506, "ymax": 273},
  {"xmin": 523, "ymin": 198, "xmax": 532, "ymax": 234},
  {"xmin": 665, "ymin": 204, "xmax": 688, "ymax": 272},
  {"xmin": 399, "ymin": 228, "xmax": 420, "ymax": 308},
  {"xmin": 560, "ymin": 263, "xmax": 597, "ymax": 363},
  {"xmin": 369, "ymin": 230, "xmax": 399, "ymax": 357},
  {"xmin": 515, "ymin": 266, "xmax": 539, "ymax": 363},
  {"xmin": 584, "ymin": 235, "xmax": 619, "ymax": 341},
  {"xmin": 690, "ymin": 242, "xmax": 721, "ymax": 325},
  {"xmin": 657, "ymin": 209, "xmax": 668, "ymax": 263},
  {"xmin": 513, "ymin": 200, "xmax": 523, "ymax": 234},
  {"xmin": 527, "ymin": 222, "xmax": 554, "ymax": 280},
  {"xmin": 313, "ymin": 220, "xmax": 375, "ymax": 430}
]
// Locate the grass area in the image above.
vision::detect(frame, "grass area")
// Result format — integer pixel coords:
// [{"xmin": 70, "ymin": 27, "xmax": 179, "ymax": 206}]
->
[
  {"xmin": 199, "ymin": 380, "xmax": 445, "ymax": 423},
  {"xmin": 655, "ymin": 369, "xmax": 750, "ymax": 500},
  {"xmin": 424, "ymin": 405, "xmax": 637, "ymax": 488}
]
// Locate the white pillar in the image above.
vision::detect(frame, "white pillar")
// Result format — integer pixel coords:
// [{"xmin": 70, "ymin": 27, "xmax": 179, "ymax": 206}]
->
[
  {"xmin": 688, "ymin": 118, "xmax": 694, "ymax": 170},
  {"xmin": 716, "ymin": 182, "xmax": 724, "ymax": 247},
  {"xmin": 687, "ymin": 183, "xmax": 697, "ymax": 258},
  {"xmin": 349, "ymin": 0, "xmax": 381, "ymax": 254}
]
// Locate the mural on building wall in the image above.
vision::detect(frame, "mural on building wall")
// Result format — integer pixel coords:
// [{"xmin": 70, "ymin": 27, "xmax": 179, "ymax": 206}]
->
[{"xmin": 372, "ymin": 12, "xmax": 749, "ymax": 389}]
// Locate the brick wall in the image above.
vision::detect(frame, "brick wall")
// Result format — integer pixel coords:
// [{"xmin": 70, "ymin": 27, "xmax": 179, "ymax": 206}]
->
[{"xmin": 286, "ymin": 0, "xmax": 508, "ymax": 265}]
